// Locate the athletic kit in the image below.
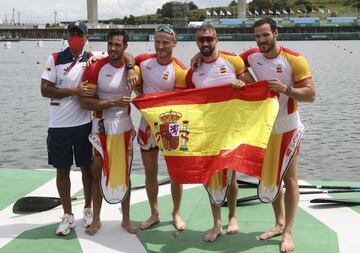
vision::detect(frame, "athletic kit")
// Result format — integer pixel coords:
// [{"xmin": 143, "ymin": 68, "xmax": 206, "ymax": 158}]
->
[
  {"xmin": 186, "ymin": 51, "xmax": 248, "ymax": 205},
  {"xmin": 82, "ymin": 57, "xmax": 136, "ymax": 204},
  {"xmin": 241, "ymin": 46, "xmax": 312, "ymax": 202},
  {"xmin": 42, "ymin": 48, "xmax": 93, "ymax": 168},
  {"xmin": 135, "ymin": 54, "xmax": 188, "ymax": 151}
]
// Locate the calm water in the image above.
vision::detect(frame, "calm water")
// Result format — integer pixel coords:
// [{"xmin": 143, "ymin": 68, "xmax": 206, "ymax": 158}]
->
[{"xmin": 1, "ymin": 40, "xmax": 359, "ymax": 181}]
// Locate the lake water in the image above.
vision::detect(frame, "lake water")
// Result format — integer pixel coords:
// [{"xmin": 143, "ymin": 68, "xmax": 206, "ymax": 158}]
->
[{"xmin": 1, "ymin": 40, "xmax": 359, "ymax": 181}]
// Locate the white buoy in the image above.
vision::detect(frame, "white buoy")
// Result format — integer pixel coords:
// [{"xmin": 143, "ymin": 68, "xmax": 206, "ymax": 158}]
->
[
  {"xmin": 3, "ymin": 41, "xmax": 11, "ymax": 49},
  {"xmin": 37, "ymin": 40, "xmax": 43, "ymax": 47}
]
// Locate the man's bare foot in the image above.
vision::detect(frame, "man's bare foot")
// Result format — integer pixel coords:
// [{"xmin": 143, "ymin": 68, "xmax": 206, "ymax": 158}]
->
[
  {"xmin": 203, "ymin": 226, "xmax": 223, "ymax": 242},
  {"xmin": 280, "ymin": 233, "xmax": 295, "ymax": 253},
  {"xmin": 121, "ymin": 221, "xmax": 138, "ymax": 234},
  {"xmin": 139, "ymin": 215, "xmax": 160, "ymax": 230},
  {"xmin": 85, "ymin": 221, "xmax": 101, "ymax": 236},
  {"xmin": 172, "ymin": 213, "xmax": 186, "ymax": 231},
  {"xmin": 259, "ymin": 225, "xmax": 283, "ymax": 240},
  {"xmin": 226, "ymin": 217, "xmax": 239, "ymax": 234}
]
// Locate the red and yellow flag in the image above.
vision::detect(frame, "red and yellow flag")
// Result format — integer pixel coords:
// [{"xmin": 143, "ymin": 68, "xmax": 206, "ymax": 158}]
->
[{"xmin": 133, "ymin": 81, "xmax": 279, "ymax": 185}]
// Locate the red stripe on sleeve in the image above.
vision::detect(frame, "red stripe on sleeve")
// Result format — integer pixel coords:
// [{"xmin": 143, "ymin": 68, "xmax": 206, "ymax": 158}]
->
[
  {"xmin": 52, "ymin": 53, "xmax": 58, "ymax": 66},
  {"xmin": 185, "ymin": 69, "xmax": 195, "ymax": 89},
  {"xmin": 239, "ymin": 48, "xmax": 259, "ymax": 68},
  {"xmin": 135, "ymin": 54, "xmax": 156, "ymax": 66}
]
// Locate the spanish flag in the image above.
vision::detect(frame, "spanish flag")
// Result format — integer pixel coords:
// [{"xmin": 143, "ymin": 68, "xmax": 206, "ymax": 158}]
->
[{"xmin": 133, "ymin": 81, "xmax": 279, "ymax": 186}]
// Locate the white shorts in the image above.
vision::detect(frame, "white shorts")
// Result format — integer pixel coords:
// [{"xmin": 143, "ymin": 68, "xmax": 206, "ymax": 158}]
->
[{"xmin": 137, "ymin": 116, "xmax": 158, "ymax": 151}]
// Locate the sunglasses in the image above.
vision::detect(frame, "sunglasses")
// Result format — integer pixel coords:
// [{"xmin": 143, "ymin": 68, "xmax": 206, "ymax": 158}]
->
[
  {"xmin": 197, "ymin": 36, "xmax": 215, "ymax": 43},
  {"xmin": 155, "ymin": 24, "xmax": 175, "ymax": 36}
]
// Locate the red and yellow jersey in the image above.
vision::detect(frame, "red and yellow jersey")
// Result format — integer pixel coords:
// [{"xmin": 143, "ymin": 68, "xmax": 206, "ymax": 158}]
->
[
  {"xmin": 186, "ymin": 51, "xmax": 247, "ymax": 88},
  {"xmin": 82, "ymin": 57, "xmax": 139, "ymax": 119},
  {"xmin": 135, "ymin": 54, "xmax": 189, "ymax": 94},
  {"xmin": 241, "ymin": 46, "xmax": 312, "ymax": 133}
]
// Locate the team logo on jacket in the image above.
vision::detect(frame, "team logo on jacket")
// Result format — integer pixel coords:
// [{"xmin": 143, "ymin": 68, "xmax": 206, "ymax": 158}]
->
[
  {"xmin": 154, "ymin": 110, "xmax": 190, "ymax": 152},
  {"xmin": 163, "ymin": 71, "xmax": 169, "ymax": 80},
  {"xmin": 220, "ymin": 65, "xmax": 226, "ymax": 73},
  {"xmin": 276, "ymin": 64, "xmax": 283, "ymax": 73}
]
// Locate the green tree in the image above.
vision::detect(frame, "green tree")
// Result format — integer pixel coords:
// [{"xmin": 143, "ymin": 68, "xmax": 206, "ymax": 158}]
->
[
  {"xmin": 229, "ymin": 0, "xmax": 237, "ymax": 6},
  {"xmin": 161, "ymin": 2, "xmax": 173, "ymax": 18},
  {"xmin": 188, "ymin": 1, "xmax": 198, "ymax": 10}
]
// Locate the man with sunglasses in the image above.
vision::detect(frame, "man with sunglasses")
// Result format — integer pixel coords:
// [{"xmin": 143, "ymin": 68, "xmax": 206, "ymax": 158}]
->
[
  {"xmin": 240, "ymin": 18, "xmax": 316, "ymax": 253},
  {"xmin": 41, "ymin": 20, "xmax": 95, "ymax": 236},
  {"xmin": 187, "ymin": 24, "xmax": 255, "ymax": 242},
  {"xmin": 127, "ymin": 24, "xmax": 189, "ymax": 231}
]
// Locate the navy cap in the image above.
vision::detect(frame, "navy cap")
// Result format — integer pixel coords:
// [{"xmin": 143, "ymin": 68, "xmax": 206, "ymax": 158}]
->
[{"xmin": 67, "ymin": 20, "xmax": 88, "ymax": 34}]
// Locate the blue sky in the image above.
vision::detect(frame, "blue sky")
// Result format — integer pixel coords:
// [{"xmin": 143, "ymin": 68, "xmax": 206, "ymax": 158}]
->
[{"xmin": 0, "ymin": 0, "xmax": 251, "ymax": 24}]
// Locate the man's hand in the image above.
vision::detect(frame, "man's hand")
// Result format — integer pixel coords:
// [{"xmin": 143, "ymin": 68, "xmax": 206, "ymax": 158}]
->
[
  {"xmin": 111, "ymin": 96, "xmax": 131, "ymax": 106},
  {"xmin": 231, "ymin": 79, "xmax": 246, "ymax": 89},
  {"xmin": 126, "ymin": 69, "xmax": 138, "ymax": 92},
  {"xmin": 79, "ymin": 81, "xmax": 96, "ymax": 97},
  {"xmin": 83, "ymin": 56, "xmax": 99, "ymax": 69},
  {"xmin": 190, "ymin": 52, "xmax": 202, "ymax": 71},
  {"xmin": 266, "ymin": 78, "xmax": 287, "ymax": 94}
]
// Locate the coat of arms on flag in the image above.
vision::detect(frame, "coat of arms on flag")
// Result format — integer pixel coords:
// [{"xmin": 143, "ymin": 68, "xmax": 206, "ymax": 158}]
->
[{"xmin": 154, "ymin": 110, "xmax": 190, "ymax": 152}]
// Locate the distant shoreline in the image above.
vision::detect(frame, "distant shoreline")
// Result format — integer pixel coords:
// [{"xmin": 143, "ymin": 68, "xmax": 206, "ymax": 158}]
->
[{"xmin": 1, "ymin": 17, "xmax": 360, "ymax": 41}]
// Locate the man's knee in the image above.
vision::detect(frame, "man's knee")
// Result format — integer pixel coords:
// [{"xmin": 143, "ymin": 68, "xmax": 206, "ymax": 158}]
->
[
  {"xmin": 283, "ymin": 176, "xmax": 298, "ymax": 189},
  {"xmin": 56, "ymin": 167, "xmax": 71, "ymax": 177}
]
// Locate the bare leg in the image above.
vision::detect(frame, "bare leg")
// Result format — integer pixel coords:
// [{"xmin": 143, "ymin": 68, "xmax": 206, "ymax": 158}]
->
[
  {"xmin": 121, "ymin": 180, "xmax": 138, "ymax": 234},
  {"xmin": 204, "ymin": 200, "xmax": 222, "ymax": 242},
  {"xmin": 171, "ymin": 182, "xmax": 185, "ymax": 231},
  {"xmin": 280, "ymin": 155, "xmax": 299, "ymax": 253},
  {"xmin": 139, "ymin": 149, "xmax": 160, "ymax": 230},
  {"xmin": 56, "ymin": 167, "xmax": 72, "ymax": 215},
  {"xmin": 259, "ymin": 187, "xmax": 285, "ymax": 240},
  {"xmin": 226, "ymin": 174, "xmax": 239, "ymax": 234},
  {"xmin": 80, "ymin": 166, "xmax": 92, "ymax": 208},
  {"xmin": 86, "ymin": 156, "xmax": 102, "ymax": 235}
]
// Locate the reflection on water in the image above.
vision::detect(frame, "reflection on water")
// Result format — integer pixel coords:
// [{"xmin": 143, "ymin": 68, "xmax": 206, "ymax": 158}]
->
[{"xmin": 1, "ymin": 40, "xmax": 359, "ymax": 181}]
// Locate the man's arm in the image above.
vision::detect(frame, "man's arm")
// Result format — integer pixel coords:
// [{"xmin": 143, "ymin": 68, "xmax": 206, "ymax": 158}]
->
[
  {"xmin": 190, "ymin": 52, "xmax": 202, "ymax": 70},
  {"xmin": 123, "ymin": 52, "xmax": 138, "ymax": 90},
  {"xmin": 267, "ymin": 78, "xmax": 316, "ymax": 102},
  {"xmin": 237, "ymin": 70, "xmax": 255, "ymax": 84},
  {"xmin": 287, "ymin": 78, "xmax": 316, "ymax": 102},
  {"xmin": 80, "ymin": 96, "xmax": 131, "ymax": 111},
  {"xmin": 41, "ymin": 79, "xmax": 80, "ymax": 99},
  {"xmin": 232, "ymin": 63, "xmax": 256, "ymax": 88},
  {"xmin": 41, "ymin": 79, "xmax": 96, "ymax": 99}
]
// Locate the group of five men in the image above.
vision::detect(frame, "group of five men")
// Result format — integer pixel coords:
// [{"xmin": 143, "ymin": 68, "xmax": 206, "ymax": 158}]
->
[{"xmin": 41, "ymin": 17, "xmax": 316, "ymax": 253}]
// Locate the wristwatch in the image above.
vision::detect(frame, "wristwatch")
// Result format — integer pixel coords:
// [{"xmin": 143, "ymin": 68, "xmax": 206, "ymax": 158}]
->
[
  {"xmin": 125, "ymin": 64, "xmax": 134, "ymax": 70},
  {"xmin": 285, "ymin": 86, "xmax": 292, "ymax": 96}
]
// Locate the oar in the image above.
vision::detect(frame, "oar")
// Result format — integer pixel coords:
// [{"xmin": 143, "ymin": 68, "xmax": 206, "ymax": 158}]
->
[
  {"xmin": 310, "ymin": 198, "xmax": 360, "ymax": 205},
  {"xmin": 13, "ymin": 177, "xmax": 171, "ymax": 214},
  {"xmin": 223, "ymin": 188, "xmax": 360, "ymax": 207},
  {"xmin": 236, "ymin": 179, "xmax": 360, "ymax": 190},
  {"xmin": 12, "ymin": 196, "xmax": 82, "ymax": 214}
]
